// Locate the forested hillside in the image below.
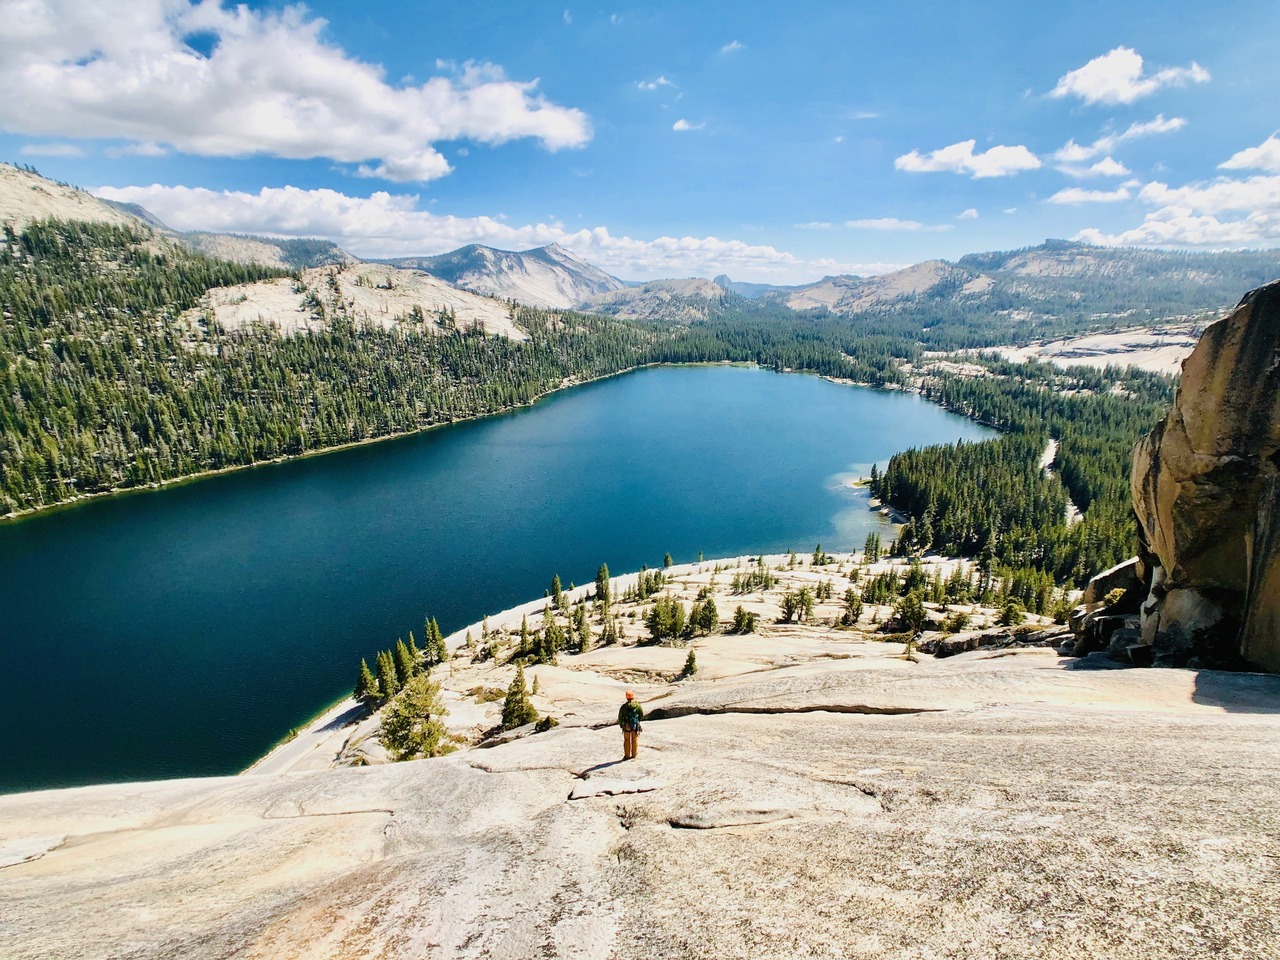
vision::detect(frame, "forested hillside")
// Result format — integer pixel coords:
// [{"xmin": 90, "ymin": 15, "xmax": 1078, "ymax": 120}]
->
[
  {"xmin": 873, "ymin": 362, "xmax": 1175, "ymax": 591},
  {"xmin": 1, "ymin": 216, "xmax": 1177, "ymax": 597},
  {"xmin": 0, "ymin": 220, "xmax": 658, "ymax": 514}
]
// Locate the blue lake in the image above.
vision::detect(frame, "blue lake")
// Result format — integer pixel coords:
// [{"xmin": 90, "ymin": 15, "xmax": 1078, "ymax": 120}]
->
[{"xmin": 0, "ymin": 365, "xmax": 993, "ymax": 793}]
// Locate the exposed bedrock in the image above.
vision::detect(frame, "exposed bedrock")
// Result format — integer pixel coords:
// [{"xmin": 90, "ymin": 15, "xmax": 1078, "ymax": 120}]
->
[{"xmin": 1130, "ymin": 280, "xmax": 1280, "ymax": 671}]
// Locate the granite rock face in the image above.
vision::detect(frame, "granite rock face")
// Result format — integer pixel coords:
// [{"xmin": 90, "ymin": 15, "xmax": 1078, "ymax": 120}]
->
[
  {"xmin": 1131, "ymin": 280, "xmax": 1280, "ymax": 670},
  {"xmin": 3, "ymin": 651, "xmax": 1280, "ymax": 960}
]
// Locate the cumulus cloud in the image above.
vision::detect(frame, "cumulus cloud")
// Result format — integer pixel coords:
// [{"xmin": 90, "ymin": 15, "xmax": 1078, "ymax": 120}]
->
[
  {"xmin": 0, "ymin": 0, "xmax": 590, "ymax": 182},
  {"xmin": 1073, "ymin": 173, "xmax": 1280, "ymax": 247},
  {"xmin": 1050, "ymin": 47, "xmax": 1209, "ymax": 106},
  {"xmin": 1057, "ymin": 156, "xmax": 1131, "ymax": 179},
  {"xmin": 672, "ymin": 118, "xmax": 704, "ymax": 132},
  {"xmin": 1052, "ymin": 115, "xmax": 1186, "ymax": 163},
  {"xmin": 844, "ymin": 217, "xmax": 952, "ymax": 232},
  {"xmin": 720, "ymin": 40, "xmax": 744, "ymax": 53},
  {"xmin": 1220, "ymin": 134, "xmax": 1280, "ymax": 173},
  {"xmin": 957, "ymin": 208, "xmax": 979, "ymax": 219},
  {"xmin": 92, "ymin": 182, "xmax": 843, "ymax": 281},
  {"xmin": 20, "ymin": 142, "xmax": 83, "ymax": 157},
  {"xmin": 895, "ymin": 140, "xmax": 1041, "ymax": 179},
  {"xmin": 107, "ymin": 141, "xmax": 170, "ymax": 158},
  {"xmin": 1047, "ymin": 185, "xmax": 1134, "ymax": 204},
  {"xmin": 637, "ymin": 75, "xmax": 674, "ymax": 91}
]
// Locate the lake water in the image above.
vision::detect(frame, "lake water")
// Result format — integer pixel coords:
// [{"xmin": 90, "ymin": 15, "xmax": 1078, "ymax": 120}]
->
[{"xmin": 0, "ymin": 366, "xmax": 992, "ymax": 793}]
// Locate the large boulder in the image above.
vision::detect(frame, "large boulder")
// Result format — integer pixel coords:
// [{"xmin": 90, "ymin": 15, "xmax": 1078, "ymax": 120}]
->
[{"xmin": 1131, "ymin": 280, "xmax": 1280, "ymax": 670}]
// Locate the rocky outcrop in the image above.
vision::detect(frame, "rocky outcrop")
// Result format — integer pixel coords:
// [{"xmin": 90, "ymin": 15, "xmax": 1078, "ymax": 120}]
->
[{"xmin": 1131, "ymin": 280, "xmax": 1280, "ymax": 671}]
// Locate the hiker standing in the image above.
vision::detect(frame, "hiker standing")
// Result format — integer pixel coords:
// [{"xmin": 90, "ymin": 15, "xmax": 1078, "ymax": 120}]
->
[{"xmin": 618, "ymin": 691, "xmax": 644, "ymax": 760}]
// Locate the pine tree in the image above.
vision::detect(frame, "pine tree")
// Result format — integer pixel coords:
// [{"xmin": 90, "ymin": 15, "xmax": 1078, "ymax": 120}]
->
[
  {"xmin": 376, "ymin": 649, "xmax": 401, "ymax": 699},
  {"xmin": 501, "ymin": 664, "xmax": 539, "ymax": 730},
  {"xmin": 663, "ymin": 551, "xmax": 673, "ymax": 568},
  {"xmin": 573, "ymin": 603, "xmax": 591, "ymax": 652},
  {"xmin": 540, "ymin": 605, "xmax": 565, "ymax": 661},
  {"xmin": 355, "ymin": 658, "xmax": 380, "ymax": 704},
  {"xmin": 393, "ymin": 639, "xmax": 416, "ymax": 686},
  {"xmin": 422, "ymin": 617, "xmax": 447, "ymax": 667},
  {"xmin": 595, "ymin": 563, "xmax": 611, "ymax": 608},
  {"xmin": 550, "ymin": 574, "xmax": 563, "ymax": 607},
  {"xmin": 895, "ymin": 590, "xmax": 928, "ymax": 633},
  {"xmin": 379, "ymin": 673, "xmax": 453, "ymax": 761},
  {"xmin": 681, "ymin": 648, "xmax": 698, "ymax": 678}
]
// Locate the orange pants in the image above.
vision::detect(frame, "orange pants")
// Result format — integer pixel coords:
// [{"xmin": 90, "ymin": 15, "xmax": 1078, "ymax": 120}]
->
[{"xmin": 623, "ymin": 729, "xmax": 639, "ymax": 759}]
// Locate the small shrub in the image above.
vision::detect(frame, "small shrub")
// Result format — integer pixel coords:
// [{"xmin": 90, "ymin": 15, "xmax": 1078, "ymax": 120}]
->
[
  {"xmin": 467, "ymin": 685, "xmax": 506, "ymax": 703},
  {"xmin": 534, "ymin": 715, "xmax": 559, "ymax": 733},
  {"xmin": 998, "ymin": 598, "xmax": 1027, "ymax": 626}
]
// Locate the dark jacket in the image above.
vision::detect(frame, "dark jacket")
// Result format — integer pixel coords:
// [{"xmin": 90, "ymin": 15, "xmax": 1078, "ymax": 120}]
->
[{"xmin": 618, "ymin": 701, "xmax": 644, "ymax": 731}]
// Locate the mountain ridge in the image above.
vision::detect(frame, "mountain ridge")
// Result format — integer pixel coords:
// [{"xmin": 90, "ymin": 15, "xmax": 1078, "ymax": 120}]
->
[{"xmin": 381, "ymin": 242, "xmax": 627, "ymax": 309}]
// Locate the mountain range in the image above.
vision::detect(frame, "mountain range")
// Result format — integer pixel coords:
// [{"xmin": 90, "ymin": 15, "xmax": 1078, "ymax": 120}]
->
[{"xmin": 3, "ymin": 162, "xmax": 1277, "ymax": 330}]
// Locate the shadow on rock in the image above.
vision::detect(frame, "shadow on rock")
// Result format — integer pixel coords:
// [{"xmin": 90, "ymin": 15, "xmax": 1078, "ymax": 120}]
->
[{"xmin": 1192, "ymin": 670, "xmax": 1280, "ymax": 714}]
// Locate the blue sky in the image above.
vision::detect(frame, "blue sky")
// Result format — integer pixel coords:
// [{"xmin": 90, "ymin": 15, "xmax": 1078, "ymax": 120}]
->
[{"xmin": 2, "ymin": 0, "xmax": 1278, "ymax": 282}]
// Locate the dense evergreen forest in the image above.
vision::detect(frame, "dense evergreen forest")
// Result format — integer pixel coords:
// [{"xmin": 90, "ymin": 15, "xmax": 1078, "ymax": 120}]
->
[
  {"xmin": 872, "ymin": 362, "xmax": 1175, "ymax": 588},
  {"xmin": 1, "ymin": 216, "xmax": 1182, "ymax": 592},
  {"xmin": 0, "ymin": 220, "xmax": 673, "ymax": 514}
]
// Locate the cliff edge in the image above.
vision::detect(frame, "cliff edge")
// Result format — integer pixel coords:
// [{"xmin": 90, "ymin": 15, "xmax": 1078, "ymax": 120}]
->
[{"xmin": 1131, "ymin": 280, "xmax": 1280, "ymax": 671}]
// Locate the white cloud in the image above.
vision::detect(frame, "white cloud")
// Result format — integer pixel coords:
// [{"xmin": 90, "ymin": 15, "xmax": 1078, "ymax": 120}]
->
[
  {"xmin": 844, "ymin": 218, "xmax": 952, "ymax": 232},
  {"xmin": 1003, "ymin": 207, "xmax": 1018, "ymax": 214},
  {"xmin": 0, "ymin": 0, "xmax": 590, "ymax": 183},
  {"xmin": 720, "ymin": 40, "xmax": 744, "ymax": 53},
  {"xmin": 1073, "ymin": 173, "xmax": 1280, "ymax": 247},
  {"xmin": 106, "ymin": 141, "xmax": 170, "ymax": 158},
  {"xmin": 957, "ymin": 208, "xmax": 979, "ymax": 220},
  {"xmin": 1136, "ymin": 176, "xmax": 1280, "ymax": 215},
  {"xmin": 794, "ymin": 221, "xmax": 833, "ymax": 229},
  {"xmin": 563, "ymin": 9, "xmax": 571, "ymax": 24},
  {"xmin": 1057, "ymin": 156, "xmax": 1131, "ymax": 178},
  {"xmin": 1220, "ymin": 134, "xmax": 1280, "ymax": 173},
  {"xmin": 1047, "ymin": 185, "xmax": 1134, "ymax": 204},
  {"xmin": 672, "ymin": 118, "xmax": 704, "ymax": 132},
  {"xmin": 20, "ymin": 142, "xmax": 83, "ymax": 157},
  {"xmin": 637, "ymin": 75, "xmax": 674, "ymax": 91},
  {"xmin": 91, "ymin": 182, "xmax": 844, "ymax": 282},
  {"xmin": 895, "ymin": 140, "xmax": 1041, "ymax": 179},
  {"xmin": 1050, "ymin": 47, "xmax": 1209, "ymax": 106},
  {"xmin": 1052, "ymin": 115, "xmax": 1186, "ymax": 163}
]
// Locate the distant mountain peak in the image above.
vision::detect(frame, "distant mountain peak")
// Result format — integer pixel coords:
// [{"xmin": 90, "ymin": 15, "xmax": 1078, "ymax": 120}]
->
[{"xmin": 382, "ymin": 242, "xmax": 626, "ymax": 309}]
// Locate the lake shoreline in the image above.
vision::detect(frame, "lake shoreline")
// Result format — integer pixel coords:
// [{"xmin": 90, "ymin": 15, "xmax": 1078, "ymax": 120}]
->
[
  {"xmin": 0, "ymin": 360, "xmax": 774, "ymax": 525},
  {"xmin": 4, "ymin": 363, "xmax": 994, "ymax": 795}
]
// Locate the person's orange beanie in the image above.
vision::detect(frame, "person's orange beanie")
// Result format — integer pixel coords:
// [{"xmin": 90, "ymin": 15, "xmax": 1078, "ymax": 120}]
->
[{"xmin": 625, "ymin": 691, "xmax": 635, "ymax": 700}]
